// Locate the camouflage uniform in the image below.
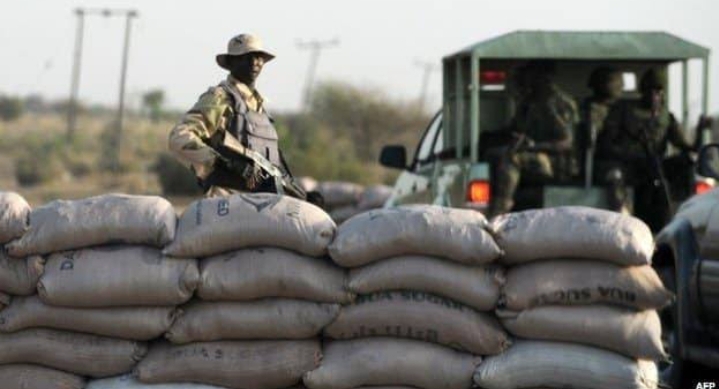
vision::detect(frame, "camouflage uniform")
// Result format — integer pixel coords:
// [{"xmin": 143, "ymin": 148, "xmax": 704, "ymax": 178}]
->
[{"xmin": 490, "ymin": 84, "xmax": 579, "ymax": 215}]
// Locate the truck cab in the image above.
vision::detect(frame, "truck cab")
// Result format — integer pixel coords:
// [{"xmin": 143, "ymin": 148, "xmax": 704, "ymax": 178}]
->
[{"xmin": 381, "ymin": 31, "xmax": 712, "ymax": 230}]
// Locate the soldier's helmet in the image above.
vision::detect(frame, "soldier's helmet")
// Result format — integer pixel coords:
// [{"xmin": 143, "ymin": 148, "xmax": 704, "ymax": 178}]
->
[
  {"xmin": 639, "ymin": 68, "xmax": 666, "ymax": 92},
  {"xmin": 587, "ymin": 67, "xmax": 620, "ymax": 92},
  {"xmin": 216, "ymin": 33, "xmax": 275, "ymax": 70}
]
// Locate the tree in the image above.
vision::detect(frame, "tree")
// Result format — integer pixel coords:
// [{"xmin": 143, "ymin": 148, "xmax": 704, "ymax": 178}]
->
[
  {"xmin": 0, "ymin": 95, "xmax": 24, "ymax": 122},
  {"xmin": 142, "ymin": 89, "xmax": 165, "ymax": 122}
]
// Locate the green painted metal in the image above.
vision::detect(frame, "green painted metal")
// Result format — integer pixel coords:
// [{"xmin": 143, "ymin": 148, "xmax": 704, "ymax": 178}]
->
[
  {"xmin": 470, "ymin": 53, "xmax": 480, "ymax": 163},
  {"xmin": 446, "ymin": 30, "xmax": 710, "ymax": 61}
]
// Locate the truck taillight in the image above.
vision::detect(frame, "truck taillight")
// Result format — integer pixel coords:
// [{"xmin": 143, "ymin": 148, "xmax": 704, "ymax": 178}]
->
[
  {"xmin": 695, "ymin": 180, "xmax": 714, "ymax": 195},
  {"xmin": 467, "ymin": 180, "xmax": 491, "ymax": 205},
  {"xmin": 480, "ymin": 70, "xmax": 507, "ymax": 84}
]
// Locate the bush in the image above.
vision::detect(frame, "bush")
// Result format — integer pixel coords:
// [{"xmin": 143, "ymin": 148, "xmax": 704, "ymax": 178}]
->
[
  {"xmin": 153, "ymin": 153, "xmax": 202, "ymax": 196},
  {"xmin": 0, "ymin": 96, "xmax": 24, "ymax": 122}
]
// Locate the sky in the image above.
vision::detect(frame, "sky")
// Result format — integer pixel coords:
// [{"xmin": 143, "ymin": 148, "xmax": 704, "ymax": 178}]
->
[{"xmin": 1, "ymin": 0, "xmax": 718, "ymax": 114}]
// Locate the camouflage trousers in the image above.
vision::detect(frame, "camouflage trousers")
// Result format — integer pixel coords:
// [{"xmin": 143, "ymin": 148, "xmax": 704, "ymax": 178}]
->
[{"xmin": 489, "ymin": 150, "xmax": 554, "ymax": 216}]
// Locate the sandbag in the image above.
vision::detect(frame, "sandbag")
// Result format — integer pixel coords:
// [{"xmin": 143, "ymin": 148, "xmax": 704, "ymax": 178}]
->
[
  {"xmin": 135, "ymin": 340, "xmax": 321, "ymax": 389},
  {"xmin": 167, "ymin": 299, "xmax": 340, "ymax": 343},
  {"xmin": 348, "ymin": 256, "xmax": 503, "ymax": 311},
  {"xmin": 357, "ymin": 185, "xmax": 393, "ymax": 210},
  {"xmin": 198, "ymin": 248, "xmax": 352, "ymax": 303},
  {"xmin": 39, "ymin": 246, "xmax": 198, "ymax": 307},
  {"xmin": 87, "ymin": 374, "xmax": 228, "ymax": 389},
  {"xmin": 0, "ymin": 252, "xmax": 44, "ymax": 295},
  {"xmin": 329, "ymin": 205, "xmax": 501, "ymax": 267},
  {"xmin": 164, "ymin": 193, "xmax": 335, "ymax": 258},
  {"xmin": 330, "ymin": 205, "xmax": 361, "ymax": 224},
  {"xmin": 490, "ymin": 206, "xmax": 653, "ymax": 266},
  {"xmin": 0, "ymin": 191, "xmax": 30, "ymax": 244},
  {"xmin": 317, "ymin": 181, "xmax": 364, "ymax": 208},
  {"xmin": 324, "ymin": 291, "xmax": 508, "ymax": 355},
  {"xmin": 298, "ymin": 176, "xmax": 319, "ymax": 193},
  {"xmin": 6, "ymin": 194, "xmax": 176, "ymax": 256},
  {"xmin": 0, "ymin": 295, "xmax": 177, "ymax": 340},
  {"xmin": 473, "ymin": 341, "xmax": 658, "ymax": 389},
  {"xmin": 0, "ymin": 328, "xmax": 147, "ymax": 377},
  {"xmin": 0, "ymin": 292, "xmax": 9, "ymax": 308},
  {"xmin": 0, "ymin": 364, "xmax": 85, "ymax": 389},
  {"xmin": 501, "ymin": 259, "xmax": 673, "ymax": 311},
  {"xmin": 303, "ymin": 337, "xmax": 480, "ymax": 389},
  {"xmin": 498, "ymin": 305, "xmax": 666, "ymax": 360}
]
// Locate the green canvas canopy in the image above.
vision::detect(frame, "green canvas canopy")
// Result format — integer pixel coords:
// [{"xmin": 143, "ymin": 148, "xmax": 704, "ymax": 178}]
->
[{"xmin": 446, "ymin": 30, "xmax": 710, "ymax": 61}]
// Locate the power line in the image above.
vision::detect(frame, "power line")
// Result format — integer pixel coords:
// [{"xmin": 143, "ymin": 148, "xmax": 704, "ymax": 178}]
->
[{"xmin": 297, "ymin": 38, "xmax": 339, "ymax": 110}]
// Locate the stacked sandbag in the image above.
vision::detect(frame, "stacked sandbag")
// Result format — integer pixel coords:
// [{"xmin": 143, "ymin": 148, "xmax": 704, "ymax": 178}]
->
[
  {"xmin": 0, "ymin": 194, "xmax": 186, "ymax": 383},
  {"xmin": 141, "ymin": 193, "xmax": 336, "ymax": 389},
  {"xmin": 0, "ymin": 191, "xmax": 30, "ymax": 244},
  {"xmin": 316, "ymin": 181, "xmax": 364, "ymax": 223},
  {"xmin": 306, "ymin": 205, "xmax": 501, "ymax": 389},
  {"xmin": 481, "ymin": 206, "xmax": 668, "ymax": 389}
]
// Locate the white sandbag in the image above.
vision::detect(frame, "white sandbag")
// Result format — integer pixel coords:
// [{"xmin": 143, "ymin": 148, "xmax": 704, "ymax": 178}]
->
[
  {"xmin": 39, "ymin": 246, "xmax": 198, "ymax": 307},
  {"xmin": 6, "ymin": 194, "xmax": 176, "ymax": 256},
  {"xmin": 317, "ymin": 181, "xmax": 364, "ymax": 208},
  {"xmin": 348, "ymin": 256, "xmax": 503, "ymax": 311},
  {"xmin": 0, "ymin": 364, "xmax": 85, "ymax": 389},
  {"xmin": 198, "ymin": 248, "xmax": 353, "ymax": 303},
  {"xmin": 490, "ymin": 206, "xmax": 653, "ymax": 265},
  {"xmin": 324, "ymin": 291, "xmax": 509, "ymax": 355},
  {"xmin": 0, "ymin": 295, "xmax": 177, "ymax": 340},
  {"xmin": 87, "ymin": 374, "xmax": 228, "ymax": 389},
  {"xmin": 498, "ymin": 305, "xmax": 666, "ymax": 360},
  {"xmin": 329, "ymin": 205, "xmax": 501, "ymax": 267},
  {"xmin": 0, "ymin": 191, "xmax": 30, "ymax": 244},
  {"xmin": 167, "ymin": 299, "xmax": 340, "ymax": 343},
  {"xmin": 501, "ymin": 259, "xmax": 673, "ymax": 311},
  {"xmin": 303, "ymin": 337, "xmax": 481, "ymax": 389},
  {"xmin": 0, "ymin": 328, "xmax": 147, "ymax": 377},
  {"xmin": 473, "ymin": 341, "xmax": 658, "ymax": 389},
  {"xmin": 357, "ymin": 185, "xmax": 393, "ymax": 210},
  {"xmin": 164, "ymin": 193, "xmax": 336, "ymax": 258},
  {"xmin": 136, "ymin": 340, "xmax": 321, "ymax": 389},
  {"xmin": 0, "ymin": 252, "xmax": 44, "ymax": 295}
]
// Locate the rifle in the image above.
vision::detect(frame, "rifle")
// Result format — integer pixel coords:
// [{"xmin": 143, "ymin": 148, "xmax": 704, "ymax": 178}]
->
[
  {"xmin": 639, "ymin": 91, "xmax": 674, "ymax": 215},
  {"xmin": 584, "ymin": 104, "xmax": 599, "ymax": 190},
  {"xmin": 210, "ymin": 131, "xmax": 307, "ymax": 200}
]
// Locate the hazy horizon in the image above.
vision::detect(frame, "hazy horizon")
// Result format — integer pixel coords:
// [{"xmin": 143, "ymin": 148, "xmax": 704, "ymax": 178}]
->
[{"xmin": 2, "ymin": 0, "xmax": 718, "ymax": 116}]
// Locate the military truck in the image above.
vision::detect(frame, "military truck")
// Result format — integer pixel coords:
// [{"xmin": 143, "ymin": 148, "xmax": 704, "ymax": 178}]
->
[
  {"xmin": 654, "ymin": 144, "xmax": 719, "ymax": 386},
  {"xmin": 380, "ymin": 31, "xmax": 712, "ymax": 231}
]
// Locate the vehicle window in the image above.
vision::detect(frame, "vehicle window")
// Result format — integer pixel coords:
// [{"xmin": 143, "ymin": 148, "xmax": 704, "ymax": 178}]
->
[{"xmin": 414, "ymin": 114, "xmax": 442, "ymax": 165}]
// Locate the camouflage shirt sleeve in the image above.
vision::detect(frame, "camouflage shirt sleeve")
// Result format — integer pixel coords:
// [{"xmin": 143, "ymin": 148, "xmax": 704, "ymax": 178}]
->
[{"xmin": 168, "ymin": 86, "xmax": 233, "ymax": 179}]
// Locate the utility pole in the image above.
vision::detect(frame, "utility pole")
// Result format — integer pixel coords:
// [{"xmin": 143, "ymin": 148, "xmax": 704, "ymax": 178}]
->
[
  {"xmin": 297, "ymin": 38, "xmax": 339, "ymax": 110},
  {"xmin": 64, "ymin": 8, "xmax": 138, "ymax": 170},
  {"xmin": 415, "ymin": 60, "xmax": 439, "ymax": 112},
  {"xmin": 66, "ymin": 9, "xmax": 85, "ymax": 140}
]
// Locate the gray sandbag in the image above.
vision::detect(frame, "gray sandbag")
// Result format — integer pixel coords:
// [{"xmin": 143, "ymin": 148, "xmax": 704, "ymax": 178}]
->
[
  {"xmin": 0, "ymin": 292, "xmax": 9, "ymax": 309},
  {"xmin": 473, "ymin": 340, "xmax": 658, "ymax": 389},
  {"xmin": 303, "ymin": 337, "xmax": 481, "ymax": 389},
  {"xmin": 348, "ymin": 256, "xmax": 503, "ymax": 311},
  {"xmin": 498, "ymin": 305, "xmax": 666, "ymax": 360},
  {"xmin": 198, "ymin": 248, "xmax": 352, "ymax": 303},
  {"xmin": 324, "ymin": 291, "xmax": 509, "ymax": 355},
  {"xmin": 0, "ymin": 364, "xmax": 85, "ymax": 389},
  {"xmin": 0, "ymin": 191, "xmax": 30, "ymax": 244},
  {"xmin": 167, "ymin": 299, "xmax": 340, "ymax": 343},
  {"xmin": 330, "ymin": 205, "xmax": 361, "ymax": 224},
  {"xmin": 7, "ymin": 194, "xmax": 176, "ymax": 256},
  {"xmin": 490, "ymin": 206, "xmax": 654, "ymax": 266},
  {"xmin": 328, "ymin": 205, "xmax": 501, "ymax": 267},
  {"xmin": 357, "ymin": 185, "xmax": 393, "ymax": 210},
  {"xmin": 165, "ymin": 193, "xmax": 335, "ymax": 259},
  {"xmin": 317, "ymin": 181, "xmax": 364, "ymax": 208},
  {"xmin": 135, "ymin": 340, "xmax": 321, "ymax": 389},
  {"xmin": 0, "ymin": 295, "xmax": 177, "ymax": 340},
  {"xmin": 0, "ymin": 252, "xmax": 44, "ymax": 295},
  {"xmin": 39, "ymin": 246, "xmax": 198, "ymax": 307},
  {"xmin": 0, "ymin": 328, "xmax": 147, "ymax": 377},
  {"xmin": 87, "ymin": 374, "xmax": 227, "ymax": 388},
  {"xmin": 501, "ymin": 259, "xmax": 673, "ymax": 311}
]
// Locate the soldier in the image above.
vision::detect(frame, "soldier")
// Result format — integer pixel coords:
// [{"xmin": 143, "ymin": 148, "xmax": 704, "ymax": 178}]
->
[
  {"xmin": 169, "ymin": 33, "xmax": 319, "ymax": 203},
  {"xmin": 577, "ymin": 67, "xmax": 624, "ymax": 187},
  {"xmin": 597, "ymin": 68, "xmax": 693, "ymax": 223},
  {"xmin": 488, "ymin": 61, "xmax": 579, "ymax": 216}
]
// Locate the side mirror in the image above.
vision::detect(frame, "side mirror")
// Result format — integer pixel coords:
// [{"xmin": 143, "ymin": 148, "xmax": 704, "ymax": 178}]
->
[
  {"xmin": 379, "ymin": 145, "xmax": 408, "ymax": 170},
  {"xmin": 697, "ymin": 143, "xmax": 719, "ymax": 180}
]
